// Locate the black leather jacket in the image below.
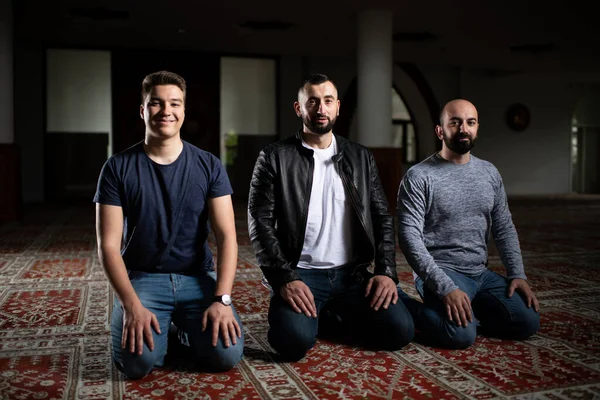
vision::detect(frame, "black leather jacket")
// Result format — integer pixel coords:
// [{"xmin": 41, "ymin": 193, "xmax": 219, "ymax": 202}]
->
[{"xmin": 247, "ymin": 132, "xmax": 398, "ymax": 292}]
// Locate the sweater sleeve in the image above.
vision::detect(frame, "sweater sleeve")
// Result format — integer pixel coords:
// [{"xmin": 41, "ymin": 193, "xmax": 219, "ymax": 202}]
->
[{"xmin": 490, "ymin": 169, "xmax": 527, "ymax": 280}]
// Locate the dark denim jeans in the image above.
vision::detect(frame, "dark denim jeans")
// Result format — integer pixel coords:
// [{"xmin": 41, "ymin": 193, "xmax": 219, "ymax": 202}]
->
[
  {"xmin": 415, "ymin": 268, "xmax": 540, "ymax": 349},
  {"xmin": 267, "ymin": 266, "xmax": 416, "ymax": 361},
  {"xmin": 111, "ymin": 270, "xmax": 244, "ymax": 379}
]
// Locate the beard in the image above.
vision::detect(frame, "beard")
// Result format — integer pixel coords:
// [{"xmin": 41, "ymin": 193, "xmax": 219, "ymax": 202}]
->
[
  {"xmin": 302, "ymin": 114, "xmax": 337, "ymax": 135},
  {"xmin": 443, "ymin": 132, "xmax": 477, "ymax": 154}
]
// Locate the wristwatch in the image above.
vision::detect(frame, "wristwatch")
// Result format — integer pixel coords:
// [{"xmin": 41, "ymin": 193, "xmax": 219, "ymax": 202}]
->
[{"xmin": 213, "ymin": 294, "xmax": 232, "ymax": 306}]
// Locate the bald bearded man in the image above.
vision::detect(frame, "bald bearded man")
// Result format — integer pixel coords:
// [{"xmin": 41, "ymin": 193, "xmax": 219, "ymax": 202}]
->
[{"xmin": 396, "ymin": 99, "xmax": 540, "ymax": 349}]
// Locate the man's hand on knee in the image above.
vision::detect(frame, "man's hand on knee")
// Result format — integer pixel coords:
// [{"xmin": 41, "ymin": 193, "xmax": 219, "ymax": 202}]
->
[
  {"xmin": 442, "ymin": 289, "xmax": 473, "ymax": 327},
  {"xmin": 202, "ymin": 304, "xmax": 242, "ymax": 348},
  {"xmin": 508, "ymin": 278, "xmax": 540, "ymax": 313},
  {"xmin": 280, "ymin": 280, "xmax": 317, "ymax": 318},
  {"xmin": 122, "ymin": 302, "xmax": 161, "ymax": 355},
  {"xmin": 365, "ymin": 275, "xmax": 398, "ymax": 311}
]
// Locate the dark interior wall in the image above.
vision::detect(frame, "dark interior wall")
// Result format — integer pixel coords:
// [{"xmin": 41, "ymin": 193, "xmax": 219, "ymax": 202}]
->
[
  {"xmin": 227, "ymin": 134, "xmax": 278, "ymax": 201},
  {"xmin": 582, "ymin": 127, "xmax": 600, "ymax": 193},
  {"xmin": 44, "ymin": 133, "xmax": 109, "ymax": 202},
  {"xmin": 13, "ymin": 40, "xmax": 44, "ymax": 204},
  {"xmin": 0, "ymin": 144, "xmax": 21, "ymax": 221}
]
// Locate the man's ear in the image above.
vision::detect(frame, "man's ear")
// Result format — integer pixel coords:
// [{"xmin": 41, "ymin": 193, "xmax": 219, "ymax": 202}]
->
[
  {"xmin": 435, "ymin": 125, "xmax": 443, "ymax": 140},
  {"xmin": 293, "ymin": 101, "xmax": 302, "ymax": 117},
  {"xmin": 140, "ymin": 105, "xmax": 144, "ymax": 120}
]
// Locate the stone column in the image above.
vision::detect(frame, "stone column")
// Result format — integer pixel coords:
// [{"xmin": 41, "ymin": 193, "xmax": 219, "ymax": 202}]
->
[{"xmin": 356, "ymin": 9, "xmax": 393, "ymax": 147}]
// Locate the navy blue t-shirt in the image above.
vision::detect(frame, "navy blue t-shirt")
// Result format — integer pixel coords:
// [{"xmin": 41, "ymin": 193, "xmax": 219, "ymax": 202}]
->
[{"xmin": 93, "ymin": 140, "xmax": 233, "ymax": 273}]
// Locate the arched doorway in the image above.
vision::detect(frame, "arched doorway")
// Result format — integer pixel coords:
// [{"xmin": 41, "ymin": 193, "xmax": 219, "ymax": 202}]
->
[
  {"xmin": 572, "ymin": 92, "xmax": 600, "ymax": 194},
  {"xmin": 336, "ymin": 63, "xmax": 438, "ymax": 168}
]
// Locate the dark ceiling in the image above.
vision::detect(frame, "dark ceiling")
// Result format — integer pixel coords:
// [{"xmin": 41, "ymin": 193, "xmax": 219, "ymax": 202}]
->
[{"xmin": 13, "ymin": 0, "xmax": 600, "ymax": 73}]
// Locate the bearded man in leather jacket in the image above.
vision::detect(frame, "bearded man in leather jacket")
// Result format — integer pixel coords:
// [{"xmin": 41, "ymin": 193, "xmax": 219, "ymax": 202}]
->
[{"xmin": 247, "ymin": 73, "xmax": 417, "ymax": 361}]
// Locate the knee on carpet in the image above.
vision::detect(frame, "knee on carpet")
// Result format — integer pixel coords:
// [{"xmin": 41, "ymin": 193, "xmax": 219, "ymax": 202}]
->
[
  {"xmin": 268, "ymin": 327, "xmax": 315, "ymax": 361},
  {"xmin": 194, "ymin": 342, "xmax": 244, "ymax": 372},
  {"xmin": 511, "ymin": 311, "xmax": 541, "ymax": 340},
  {"xmin": 379, "ymin": 317, "xmax": 415, "ymax": 350},
  {"xmin": 445, "ymin": 324, "xmax": 477, "ymax": 349},
  {"xmin": 115, "ymin": 352, "xmax": 156, "ymax": 380}
]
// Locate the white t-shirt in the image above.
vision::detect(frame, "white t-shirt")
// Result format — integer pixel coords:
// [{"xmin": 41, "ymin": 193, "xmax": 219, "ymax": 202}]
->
[{"xmin": 297, "ymin": 135, "xmax": 355, "ymax": 269}]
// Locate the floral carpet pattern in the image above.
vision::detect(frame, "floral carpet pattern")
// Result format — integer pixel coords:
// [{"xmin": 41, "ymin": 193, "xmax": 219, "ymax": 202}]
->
[{"xmin": 0, "ymin": 196, "xmax": 599, "ymax": 399}]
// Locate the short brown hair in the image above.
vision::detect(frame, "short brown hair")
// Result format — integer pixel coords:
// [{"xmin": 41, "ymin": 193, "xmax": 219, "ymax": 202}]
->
[{"xmin": 141, "ymin": 71, "xmax": 187, "ymax": 103}]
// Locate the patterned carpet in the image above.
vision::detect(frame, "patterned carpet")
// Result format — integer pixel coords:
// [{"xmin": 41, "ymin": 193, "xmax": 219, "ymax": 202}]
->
[{"xmin": 1, "ymin": 196, "xmax": 599, "ymax": 399}]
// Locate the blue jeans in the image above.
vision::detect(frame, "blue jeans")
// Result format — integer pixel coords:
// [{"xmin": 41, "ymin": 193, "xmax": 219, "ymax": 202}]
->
[
  {"xmin": 415, "ymin": 268, "xmax": 540, "ymax": 349},
  {"xmin": 267, "ymin": 267, "xmax": 415, "ymax": 361},
  {"xmin": 111, "ymin": 270, "xmax": 244, "ymax": 379}
]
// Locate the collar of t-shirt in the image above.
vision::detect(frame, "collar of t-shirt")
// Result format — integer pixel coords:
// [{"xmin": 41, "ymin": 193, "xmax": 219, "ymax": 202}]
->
[{"xmin": 301, "ymin": 134, "xmax": 338, "ymax": 159}]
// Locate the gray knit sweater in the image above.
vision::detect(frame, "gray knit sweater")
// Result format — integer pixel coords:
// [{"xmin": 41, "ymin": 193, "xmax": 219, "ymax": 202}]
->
[{"xmin": 397, "ymin": 153, "xmax": 527, "ymax": 299}]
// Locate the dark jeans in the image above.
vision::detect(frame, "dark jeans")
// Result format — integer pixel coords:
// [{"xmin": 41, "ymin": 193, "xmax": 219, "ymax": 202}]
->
[
  {"xmin": 267, "ymin": 266, "xmax": 416, "ymax": 361},
  {"xmin": 415, "ymin": 268, "xmax": 540, "ymax": 349},
  {"xmin": 111, "ymin": 270, "xmax": 244, "ymax": 379}
]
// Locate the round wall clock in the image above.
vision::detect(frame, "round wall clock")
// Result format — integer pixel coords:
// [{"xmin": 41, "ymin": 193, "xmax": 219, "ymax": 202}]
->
[{"xmin": 506, "ymin": 103, "xmax": 530, "ymax": 132}]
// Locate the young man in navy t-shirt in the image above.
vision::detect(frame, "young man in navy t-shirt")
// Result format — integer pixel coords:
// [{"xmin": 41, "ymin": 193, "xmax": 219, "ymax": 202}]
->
[{"xmin": 94, "ymin": 71, "xmax": 243, "ymax": 379}]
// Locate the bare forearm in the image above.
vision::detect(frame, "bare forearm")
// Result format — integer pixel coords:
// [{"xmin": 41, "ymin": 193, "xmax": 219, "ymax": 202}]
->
[
  {"xmin": 99, "ymin": 247, "xmax": 140, "ymax": 308},
  {"xmin": 214, "ymin": 235, "xmax": 238, "ymax": 296}
]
